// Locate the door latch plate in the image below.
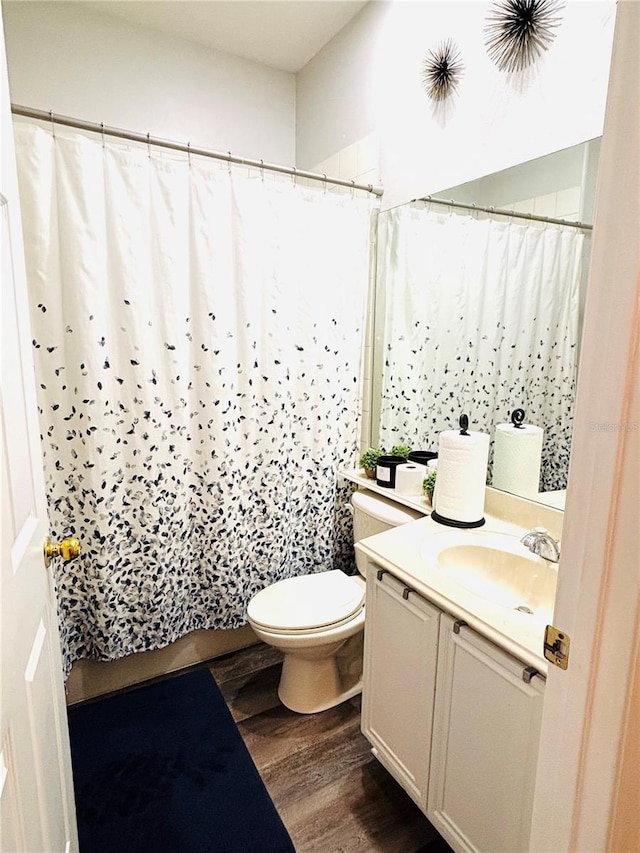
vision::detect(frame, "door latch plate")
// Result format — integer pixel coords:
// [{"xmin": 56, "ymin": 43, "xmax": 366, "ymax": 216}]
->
[{"xmin": 544, "ymin": 625, "xmax": 570, "ymax": 669}]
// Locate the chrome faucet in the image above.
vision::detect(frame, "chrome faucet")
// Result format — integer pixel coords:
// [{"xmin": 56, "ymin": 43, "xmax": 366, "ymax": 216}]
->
[{"xmin": 521, "ymin": 527, "xmax": 561, "ymax": 563}]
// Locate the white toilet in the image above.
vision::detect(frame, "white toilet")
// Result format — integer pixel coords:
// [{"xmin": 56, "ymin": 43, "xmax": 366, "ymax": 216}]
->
[{"xmin": 247, "ymin": 490, "xmax": 422, "ymax": 713}]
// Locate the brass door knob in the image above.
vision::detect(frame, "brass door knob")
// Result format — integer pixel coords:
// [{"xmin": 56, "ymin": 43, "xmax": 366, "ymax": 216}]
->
[{"xmin": 44, "ymin": 536, "xmax": 81, "ymax": 568}]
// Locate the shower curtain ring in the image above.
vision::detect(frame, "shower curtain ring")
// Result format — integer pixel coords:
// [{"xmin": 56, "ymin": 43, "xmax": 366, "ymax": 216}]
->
[
  {"xmin": 227, "ymin": 151, "xmax": 232, "ymax": 175},
  {"xmin": 187, "ymin": 142, "xmax": 191, "ymax": 166},
  {"xmin": 260, "ymin": 159, "xmax": 264, "ymax": 182},
  {"xmin": 49, "ymin": 109, "xmax": 55, "ymax": 138},
  {"xmin": 100, "ymin": 122, "xmax": 105, "ymax": 148},
  {"xmin": 146, "ymin": 132, "xmax": 151, "ymax": 160},
  {"xmin": 291, "ymin": 166, "xmax": 296, "ymax": 186},
  {"xmin": 323, "ymin": 173, "xmax": 327, "ymax": 194},
  {"xmin": 351, "ymin": 179, "xmax": 356, "ymax": 199}
]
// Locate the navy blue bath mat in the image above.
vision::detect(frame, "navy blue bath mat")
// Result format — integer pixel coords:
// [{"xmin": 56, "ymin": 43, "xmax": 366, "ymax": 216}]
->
[{"xmin": 67, "ymin": 669, "xmax": 295, "ymax": 853}]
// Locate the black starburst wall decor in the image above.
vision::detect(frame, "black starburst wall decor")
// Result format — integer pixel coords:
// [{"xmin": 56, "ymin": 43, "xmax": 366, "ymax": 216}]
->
[
  {"xmin": 422, "ymin": 39, "xmax": 464, "ymax": 102},
  {"xmin": 484, "ymin": 0, "xmax": 565, "ymax": 73}
]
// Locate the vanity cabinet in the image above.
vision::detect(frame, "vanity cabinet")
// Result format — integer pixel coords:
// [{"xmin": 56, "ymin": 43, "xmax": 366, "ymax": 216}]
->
[
  {"xmin": 362, "ymin": 564, "xmax": 546, "ymax": 853},
  {"xmin": 361, "ymin": 567, "xmax": 440, "ymax": 810},
  {"xmin": 428, "ymin": 614, "xmax": 545, "ymax": 853}
]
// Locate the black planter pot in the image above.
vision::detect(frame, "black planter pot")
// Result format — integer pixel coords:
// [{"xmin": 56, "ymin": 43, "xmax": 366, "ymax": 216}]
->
[
  {"xmin": 407, "ymin": 450, "xmax": 438, "ymax": 466},
  {"xmin": 375, "ymin": 455, "xmax": 406, "ymax": 488}
]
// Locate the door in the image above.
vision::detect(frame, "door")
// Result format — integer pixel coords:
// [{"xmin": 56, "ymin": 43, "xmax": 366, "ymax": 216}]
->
[
  {"xmin": 429, "ymin": 615, "xmax": 545, "ymax": 853},
  {"xmin": 0, "ymin": 13, "xmax": 78, "ymax": 853},
  {"xmin": 361, "ymin": 565, "xmax": 440, "ymax": 810},
  {"xmin": 530, "ymin": 4, "xmax": 640, "ymax": 850}
]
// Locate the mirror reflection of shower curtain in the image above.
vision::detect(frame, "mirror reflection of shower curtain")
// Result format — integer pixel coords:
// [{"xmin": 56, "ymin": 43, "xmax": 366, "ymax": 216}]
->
[
  {"xmin": 376, "ymin": 203, "xmax": 586, "ymax": 492},
  {"xmin": 14, "ymin": 122, "xmax": 374, "ymax": 674}
]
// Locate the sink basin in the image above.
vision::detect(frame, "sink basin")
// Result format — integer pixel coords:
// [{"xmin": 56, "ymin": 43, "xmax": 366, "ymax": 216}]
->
[{"xmin": 422, "ymin": 531, "xmax": 557, "ymax": 618}]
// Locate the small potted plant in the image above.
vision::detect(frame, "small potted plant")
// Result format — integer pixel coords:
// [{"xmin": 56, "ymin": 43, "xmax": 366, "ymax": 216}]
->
[
  {"xmin": 423, "ymin": 470, "xmax": 437, "ymax": 504},
  {"xmin": 390, "ymin": 444, "xmax": 412, "ymax": 460},
  {"xmin": 359, "ymin": 448, "xmax": 384, "ymax": 479}
]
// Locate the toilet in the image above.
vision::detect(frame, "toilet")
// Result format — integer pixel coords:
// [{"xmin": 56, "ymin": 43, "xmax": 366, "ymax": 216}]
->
[{"xmin": 247, "ymin": 490, "xmax": 422, "ymax": 713}]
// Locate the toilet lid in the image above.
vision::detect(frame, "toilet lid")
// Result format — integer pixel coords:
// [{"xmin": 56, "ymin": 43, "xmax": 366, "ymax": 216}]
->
[{"xmin": 247, "ymin": 570, "xmax": 364, "ymax": 631}]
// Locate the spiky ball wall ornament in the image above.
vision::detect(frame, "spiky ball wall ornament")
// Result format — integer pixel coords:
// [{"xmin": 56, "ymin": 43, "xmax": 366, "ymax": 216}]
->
[
  {"xmin": 422, "ymin": 39, "xmax": 464, "ymax": 102},
  {"xmin": 484, "ymin": 0, "xmax": 564, "ymax": 73}
]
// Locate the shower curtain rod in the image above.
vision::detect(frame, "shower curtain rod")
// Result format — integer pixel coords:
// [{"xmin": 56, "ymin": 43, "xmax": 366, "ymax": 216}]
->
[
  {"xmin": 11, "ymin": 104, "xmax": 384, "ymax": 198},
  {"xmin": 416, "ymin": 194, "xmax": 593, "ymax": 231}
]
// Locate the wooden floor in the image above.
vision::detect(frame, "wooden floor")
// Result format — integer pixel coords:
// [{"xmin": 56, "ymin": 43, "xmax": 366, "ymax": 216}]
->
[{"xmin": 208, "ymin": 643, "xmax": 452, "ymax": 853}]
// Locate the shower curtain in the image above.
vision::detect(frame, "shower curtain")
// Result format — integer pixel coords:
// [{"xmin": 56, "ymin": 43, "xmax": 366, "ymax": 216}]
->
[
  {"xmin": 377, "ymin": 202, "xmax": 586, "ymax": 491},
  {"xmin": 14, "ymin": 122, "xmax": 374, "ymax": 674}
]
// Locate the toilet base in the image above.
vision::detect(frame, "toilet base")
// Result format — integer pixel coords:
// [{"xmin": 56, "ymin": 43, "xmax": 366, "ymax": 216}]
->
[{"xmin": 277, "ymin": 633, "xmax": 363, "ymax": 714}]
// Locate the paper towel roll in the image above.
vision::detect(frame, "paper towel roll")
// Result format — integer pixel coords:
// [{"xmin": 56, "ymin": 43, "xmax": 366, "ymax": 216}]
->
[
  {"xmin": 394, "ymin": 462, "xmax": 425, "ymax": 496},
  {"xmin": 433, "ymin": 429, "xmax": 490, "ymax": 526},
  {"xmin": 492, "ymin": 423, "xmax": 544, "ymax": 499}
]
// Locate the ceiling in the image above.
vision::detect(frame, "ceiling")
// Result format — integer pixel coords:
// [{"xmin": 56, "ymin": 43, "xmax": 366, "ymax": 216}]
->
[{"xmin": 82, "ymin": 0, "xmax": 369, "ymax": 73}]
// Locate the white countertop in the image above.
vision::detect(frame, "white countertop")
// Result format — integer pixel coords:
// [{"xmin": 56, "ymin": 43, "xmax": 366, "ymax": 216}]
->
[{"xmin": 343, "ymin": 467, "xmax": 556, "ymax": 674}]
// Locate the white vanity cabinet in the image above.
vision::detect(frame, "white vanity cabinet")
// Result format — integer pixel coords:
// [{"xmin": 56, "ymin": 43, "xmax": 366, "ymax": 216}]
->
[
  {"xmin": 428, "ymin": 614, "xmax": 545, "ymax": 853},
  {"xmin": 361, "ymin": 566, "xmax": 440, "ymax": 810},
  {"xmin": 361, "ymin": 562, "xmax": 546, "ymax": 853}
]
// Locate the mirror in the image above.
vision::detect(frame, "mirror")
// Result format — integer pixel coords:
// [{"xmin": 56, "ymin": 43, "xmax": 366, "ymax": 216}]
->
[{"xmin": 371, "ymin": 140, "xmax": 600, "ymax": 508}]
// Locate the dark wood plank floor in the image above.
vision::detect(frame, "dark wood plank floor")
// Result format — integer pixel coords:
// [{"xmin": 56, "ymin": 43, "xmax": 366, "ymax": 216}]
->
[{"xmin": 208, "ymin": 643, "xmax": 452, "ymax": 853}]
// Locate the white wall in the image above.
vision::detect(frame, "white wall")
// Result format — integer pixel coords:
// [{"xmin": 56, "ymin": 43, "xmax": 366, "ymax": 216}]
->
[
  {"xmin": 2, "ymin": 1, "xmax": 295, "ymax": 164},
  {"xmin": 295, "ymin": 1, "xmax": 383, "ymax": 172},
  {"xmin": 296, "ymin": 0, "xmax": 616, "ymax": 209}
]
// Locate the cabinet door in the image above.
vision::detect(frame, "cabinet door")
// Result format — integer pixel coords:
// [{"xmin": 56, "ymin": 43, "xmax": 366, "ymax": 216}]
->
[
  {"xmin": 362, "ymin": 565, "xmax": 440, "ymax": 810},
  {"xmin": 428, "ymin": 614, "xmax": 545, "ymax": 853}
]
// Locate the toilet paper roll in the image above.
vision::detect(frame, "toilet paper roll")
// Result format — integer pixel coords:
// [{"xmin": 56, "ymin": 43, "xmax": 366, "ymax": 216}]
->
[
  {"xmin": 492, "ymin": 422, "xmax": 544, "ymax": 499},
  {"xmin": 433, "ymin": 429, "xmax": 490, "ymax": 526},
  {"xmin": 394, "ymin": 462, "xmax": 425, "ymax": 496}
]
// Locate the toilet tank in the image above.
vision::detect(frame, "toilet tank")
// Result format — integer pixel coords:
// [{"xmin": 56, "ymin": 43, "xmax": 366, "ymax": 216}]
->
[{"xmin": 351, "ymin": 490, "xmax": 423, "ymax": 577}]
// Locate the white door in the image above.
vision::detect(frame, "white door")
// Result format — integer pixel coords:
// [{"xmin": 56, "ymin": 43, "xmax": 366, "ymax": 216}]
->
[
  {"xmin": 362, "ymin": 566, "xmax": 440, "ymax": 810},
  {"xmin": 428, "ymin": 615, "xmax": 545, "ymax": 853},
  {"xmin": 0, "ymin": 13, "xmax": 78, "ymax": 853},
  {"xmin": 530, "ymin": 4, "xmax": 639, "ymax": 850}
]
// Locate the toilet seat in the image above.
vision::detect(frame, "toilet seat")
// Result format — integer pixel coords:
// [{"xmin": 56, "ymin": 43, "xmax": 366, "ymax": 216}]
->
[{"xmin": 247, "ymin": 570, "xmax": 364, "ymax": 633}]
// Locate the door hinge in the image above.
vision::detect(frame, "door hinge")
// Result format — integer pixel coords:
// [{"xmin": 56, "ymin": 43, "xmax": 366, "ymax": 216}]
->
[{"xmin": 544, "ymin": 625, "xmax": 570, "ymax": 670}]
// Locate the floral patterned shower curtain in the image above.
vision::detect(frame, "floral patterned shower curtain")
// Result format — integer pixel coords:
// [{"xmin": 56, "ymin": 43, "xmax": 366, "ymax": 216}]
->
[
  {"xmin": 376, "ymin": 202, "xmax": 587, "ymax": 491},
  {"xmin": 14, "ymin": 122, "xmax": 374, "ymax": 674}
]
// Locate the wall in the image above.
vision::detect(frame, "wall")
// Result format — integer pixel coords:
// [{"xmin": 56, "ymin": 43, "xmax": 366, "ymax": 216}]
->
[
  {"xmin": 296, "ymin": 0, "xmax": 616, "ymax": 209},
  {"xmin": 295, "ymin": 2, "xmax": 382, "ymax": 175},
  {"xmin": 2, "ymin": 1, "xmax": 295, "ymax": 164}
]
